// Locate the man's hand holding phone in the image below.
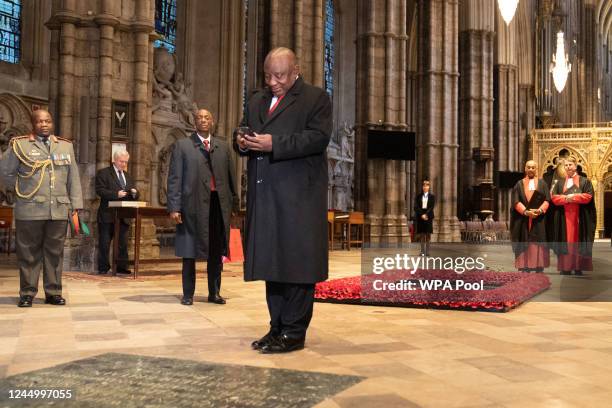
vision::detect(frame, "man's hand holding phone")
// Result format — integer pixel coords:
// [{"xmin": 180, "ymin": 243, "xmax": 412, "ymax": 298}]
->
[{"xmin": 236, "ymin": 127, "xmax": 253, "ymax": 151}]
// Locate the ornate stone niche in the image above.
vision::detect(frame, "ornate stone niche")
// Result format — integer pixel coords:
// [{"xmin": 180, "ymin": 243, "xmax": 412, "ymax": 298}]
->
[
  {"xmin": 0, "ymin": 93, "xmax": 35, "ymax": 206},
  {"xmin": 327, "ymin": 122, "xmax": 355, "ymax": 211},
  {"xmin": 530, "ymin": 127, "xmax": 612, "ymax": 238}
]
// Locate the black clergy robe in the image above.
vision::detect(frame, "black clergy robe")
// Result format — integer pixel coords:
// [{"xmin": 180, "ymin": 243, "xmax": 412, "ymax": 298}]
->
[{"xmin": 510, "ymin": 177, "xmax": 550, "ymax": 271}]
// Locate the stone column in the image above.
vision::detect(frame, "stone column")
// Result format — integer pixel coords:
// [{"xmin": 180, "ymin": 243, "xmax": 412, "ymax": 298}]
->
[
  {"xmin": 417, "ymin": 0, "xmax": 461, "ymax": 242},
  {"xmin": 494, "ymin": 12, "xmax": 519, "ymax": 223},
  {"xmin": 595, "ymin": 180, "xmax": 604, "ymax": 238},
  {"xmin": 355, "ymin": 0, "xmax": 409, "ymax": 245},
  {"xmin": 494, "ymin": 64, "xmax": 518, "ymax": 222},
  {"xmin": 269, "ymin": 0, "xmax": 325, "ymax": 87},
  {"xmin": 131, "ymin": 0, "xmax": 158, "ymax": 259},
  {"xmin": 55, "ymin": 0, "xmax": 78, "ymax": 139},
  {"xmin": 94, "ymin": 1, "xmax": 119, "ymax": 169},
  {"xmin": 458, "ymin": 0, "xmax": 495, "ymax": 220},
  {"xmin": 218, "ymin": 0, "xmax": 245, "ymax": 144}
]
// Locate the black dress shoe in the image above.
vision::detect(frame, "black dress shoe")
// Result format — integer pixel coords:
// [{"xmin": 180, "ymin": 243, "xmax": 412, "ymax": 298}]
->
[
  {"xmin": 251, "ymin": 331, "xmax": 279, "ymax": 350},
  {"xmin": 208, "ymin": 294, "xmax": 226, "ymax": 304},
  {"xmin": 116, "ymin": 269, "xmax": 132, "ymax": 274},
  {"xmin": 181, "ymin": 297, "xmax": 193, "ymax": 306},
  {"xmin": 18, "ymin": 295, "xmax": 33, "ymax": 308},
  {"xmin": 45, "ymin": 295, "xmax": 66, "ymax": 306},
  {"xmin": 574, "ymin": 270, "xmax": 583, "ymax": 276},
  {"xmin": 98, "ymin": 270, "xmax": 108, "ymax": 275},
  {"xmin": 259, "ymin": 334, "xmax": 305, "ymax": 354}
]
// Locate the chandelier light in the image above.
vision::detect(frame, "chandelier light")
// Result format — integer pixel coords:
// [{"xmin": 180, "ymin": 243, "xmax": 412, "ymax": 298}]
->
[
  {"xmin": 498, "ymin": 0, "xmax": 519, "ymax": 25},
  {"xmin": 550, "ymin": 31, "xmax": 571, "ymax": 93}
]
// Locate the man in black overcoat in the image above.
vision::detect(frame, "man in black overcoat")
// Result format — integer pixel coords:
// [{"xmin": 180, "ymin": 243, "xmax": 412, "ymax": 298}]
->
[
  {"xmin": 167, "ymin": 109, "xmax": 238, "ymax": 305},
  {"xmin": 235, "ymin": 47, "xmax": 332, "ymax": 353},
  {"xmin": 95, "ymin": 149, "xmax": 139, "ymax": 275},
  {"xmin": 413, "ymin": 179, "xmax": 435, "ymax": 256}
]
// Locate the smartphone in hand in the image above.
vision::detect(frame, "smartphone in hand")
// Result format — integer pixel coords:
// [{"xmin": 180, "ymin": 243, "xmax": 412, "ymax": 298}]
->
[{"xmin": 237, "ymin": 126, "xmax": 254, "ymax": 137}]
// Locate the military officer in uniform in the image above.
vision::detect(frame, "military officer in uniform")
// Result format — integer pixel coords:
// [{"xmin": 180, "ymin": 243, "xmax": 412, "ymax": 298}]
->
[{"xmin": 0, "ymin": 110, "xmax": 83, "ymax": 307}]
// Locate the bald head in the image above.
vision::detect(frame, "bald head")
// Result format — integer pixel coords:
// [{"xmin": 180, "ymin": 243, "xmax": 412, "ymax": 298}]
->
[
  {"xmin": 31, "ymin": 109, "xmax": 54, "ymax": 137},
  {"xmin": 263, "ymin": 47, "xmax": 300, "ymax": 97},
  {"xmin": 524, "ymin": 160, "xmax": 537, "ymax": 179},
  {"xmin": 264, "ymin": 47, "xmax": 297, "ymax": 67}
]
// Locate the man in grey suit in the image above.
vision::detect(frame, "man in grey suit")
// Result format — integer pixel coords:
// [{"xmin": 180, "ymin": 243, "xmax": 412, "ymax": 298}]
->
[
  {"xmin": 0, "ymin": 110, "xmax": 83, "ymax": 307},
  {"xmin": 167, "ymin": 109, "xmax": 238, "ymax": 305}
]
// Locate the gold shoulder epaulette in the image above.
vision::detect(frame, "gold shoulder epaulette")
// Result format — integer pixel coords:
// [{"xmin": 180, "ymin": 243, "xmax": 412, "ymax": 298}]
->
[
  {"xmin": 55, "ymin": 136, "xmax": 73, "ymax": 143},
  {"xmin": 9, "ymin": 135, "xmax": 28, "ymax": 145}
]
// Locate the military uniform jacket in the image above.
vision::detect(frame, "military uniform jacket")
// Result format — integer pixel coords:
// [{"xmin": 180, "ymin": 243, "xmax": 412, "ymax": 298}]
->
[{"xmin": 0, "ymin": 134, "xmax": 83, "ymax": 221}]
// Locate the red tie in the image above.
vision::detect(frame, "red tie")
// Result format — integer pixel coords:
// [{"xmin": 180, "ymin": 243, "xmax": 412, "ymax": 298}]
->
[
  {"xmin": 268, "ymin": 95, "xmax": 285, "ymax": 115},
  {"xmin": 203, "ymin": 140, "xmax": 216, "ymax": 191}
]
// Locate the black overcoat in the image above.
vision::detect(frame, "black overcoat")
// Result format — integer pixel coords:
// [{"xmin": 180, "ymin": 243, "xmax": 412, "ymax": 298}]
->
[
  {"xmin": 413, "ymin": 193, "xmax": 435, "ymax": 234},
  {"xmin": 167, "ymin": 133, "xmax": 238, "ymax": 260},
  {"xmin": 509, "ymin": 178, "xmax": 550, "ymax": 257},
  {"xmin": 237, "ymin": 77, "xmax": 332, "ymax": 284}
]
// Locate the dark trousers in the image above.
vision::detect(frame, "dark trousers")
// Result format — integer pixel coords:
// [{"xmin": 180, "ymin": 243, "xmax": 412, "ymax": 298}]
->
[
  {"xmin": 15, "ymin": 220, "xmax": 68, "ymax": 297},
  {"xmin": 418, "ymin": 233, "xmax": 431, "ymax": 256},
  {"xmin": 97, "ymin": 221, "xmax": 129, "ymax": 272},
  {"xmin": 265, "ymin": 281, "xmax": 315, "ymax": 339},
  {"xmin": 182, "ymin": 192, "xmax": 225, "ymax": 298}
]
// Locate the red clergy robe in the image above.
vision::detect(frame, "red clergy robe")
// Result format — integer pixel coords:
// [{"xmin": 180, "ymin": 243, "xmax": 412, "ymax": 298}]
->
[{"xmin": 551, "ymin": 174, "xmax": 593, "ymax": 271}]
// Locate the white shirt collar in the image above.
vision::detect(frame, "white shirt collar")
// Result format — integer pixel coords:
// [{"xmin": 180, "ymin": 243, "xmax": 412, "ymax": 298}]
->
[{"xmin": 197, "ymin": 133, "xmax": 211, "ymax": 144}]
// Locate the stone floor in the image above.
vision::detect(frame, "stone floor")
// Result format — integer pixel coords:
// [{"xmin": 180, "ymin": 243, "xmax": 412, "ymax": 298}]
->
[{"xmin": 1, "ymin": 249, "xmax": 612, "ymax": 407}]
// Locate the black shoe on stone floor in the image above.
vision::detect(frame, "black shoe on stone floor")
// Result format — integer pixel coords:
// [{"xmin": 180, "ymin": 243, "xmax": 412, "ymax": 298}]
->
[
  {"xmin": 259, "ymin": 334, "xmax": 305, "ymax": 354},
  {"xmin": 560, "ymin": 271, "xmax": 572, "ymax": 275},
  {"xmin": 98, "ymin": 270, "xmax": 108, "ymax": 275},
  {"xmin": 116, "ymin": 269, "xmax": 131, "ymax": 274},
  {"xmin": 208, "ymin": 294, "xmax": 226, "ymax": 304},
  {"xmin": 574, "ymin": 270, "xmax": 583, "ymax": 276},
  {"xmin": 45, "ymin": 295, "xmax": 66, "ymax": 306},
  {"xmin": 181, "ymin": 297, "xmax": 193, "ymax": 306},
  {"xmin": 251, "ymin": 331, "xmax": 278, "ymax": 350},
  {"xmin": 18, "ymin": 295, "xmax": 33, "ymax": 308}
]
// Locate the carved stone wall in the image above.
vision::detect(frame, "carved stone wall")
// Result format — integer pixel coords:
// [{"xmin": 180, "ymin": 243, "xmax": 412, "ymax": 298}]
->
[
  {"xmin": 0, "ymin": 93, "xmax": 39, "ymax": 206},
  {"xmin": 327, "ymin": 122, "xmax": 355, "ymax": 211},
  {"xmin": 530, "ymin": 127, "xmax": 612, "ymax": 238}
]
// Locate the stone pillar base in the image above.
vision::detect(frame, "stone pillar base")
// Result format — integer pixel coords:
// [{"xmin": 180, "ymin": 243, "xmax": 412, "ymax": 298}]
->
[
  {"xmin": 128, "ymin": 218, "xmax": 160, "ymax": 259},
  {"xmin": 63, "ymin": 235, "xmax": 96, "ymax": 273}
]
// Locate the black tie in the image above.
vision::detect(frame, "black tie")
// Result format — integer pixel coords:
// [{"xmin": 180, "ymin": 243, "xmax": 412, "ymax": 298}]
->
[{"xmin": 118, "ymin": 171, "xmax": 126, "ymax": 189}]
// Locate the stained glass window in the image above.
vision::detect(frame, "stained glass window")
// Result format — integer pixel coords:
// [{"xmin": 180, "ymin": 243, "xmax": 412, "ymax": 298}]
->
[
  {"xmin": 0, "ymin": 0, "xmax": 21, "ymax": 64},
  {"xmin": 154, "ymin": 0, "xmax": 177, "ymax": 53},
  {"xmin": 324, "ymin": 0, "xmax": 335, "ymax": 98}
]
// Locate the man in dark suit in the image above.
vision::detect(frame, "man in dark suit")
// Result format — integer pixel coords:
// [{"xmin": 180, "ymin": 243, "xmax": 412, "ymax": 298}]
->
[
  {"xmin": 95, "ymin": 150, "xmax": 139, "ymax": 275},
  {"xmin": 413, "ymin": 179, "xmax": 435, "ymax": 256},
  {"xmin": 235, "ymin": 47, "xmax": 332, "ymax": 353},
  {"xmin": 167, "ymin": 109, "xmax": 238, "ymax": 306}
]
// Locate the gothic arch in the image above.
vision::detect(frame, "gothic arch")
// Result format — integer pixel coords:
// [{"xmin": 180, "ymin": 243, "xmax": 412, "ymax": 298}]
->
[
  {"xmin": 0, "ymin": 93, "xmax": 33, "ymax": 136},
  {"xmin": 516, "ymin": 0, "xmax": 534, "ymax": 85},
  {"xmin": 543, "ymin": 146, "xmax": 590, "ymax": 176},
  {"xmin": 602, "ymin": 171, "xmax": 612, "ymax": 191},
  {"xmin": 598, "ymin": 142, "xmax": 612, "ymax": 178}
]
